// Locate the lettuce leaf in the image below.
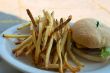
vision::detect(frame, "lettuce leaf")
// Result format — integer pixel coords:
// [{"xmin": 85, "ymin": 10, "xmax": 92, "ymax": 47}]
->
[{"xmin": 101, "ymin": 47, "xmax": 110, "ymax": 58}]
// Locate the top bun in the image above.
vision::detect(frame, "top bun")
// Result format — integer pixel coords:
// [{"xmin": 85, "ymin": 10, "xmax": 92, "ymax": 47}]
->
[{"xmin": 71, "ymin": 18, "xmax": 104, "ymax": 48}]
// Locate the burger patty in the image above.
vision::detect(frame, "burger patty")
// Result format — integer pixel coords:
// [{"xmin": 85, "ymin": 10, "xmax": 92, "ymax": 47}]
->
[{"xmin": 74, "ymin": 42, "xmax": 101, "ymax": 56}]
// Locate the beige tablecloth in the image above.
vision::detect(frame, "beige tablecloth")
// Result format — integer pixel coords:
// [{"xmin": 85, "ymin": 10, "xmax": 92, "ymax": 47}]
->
[{"xmin": 0, "ymin": 0, "xmax": 110, "ymax": 26}]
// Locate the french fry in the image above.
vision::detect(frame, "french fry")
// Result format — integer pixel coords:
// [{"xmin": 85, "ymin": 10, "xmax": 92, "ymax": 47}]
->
[
  {"xmin": 56, "ymin": 39, "xmax": 63, "ymax": 73},
  {"xmin": 15, "ymin": 41, "xmax": 22, "ymax": 45},
  {"xmin": 45, "ymin": 36, "xmax": 54, "ymax": 68},
  {"xmin": 34, "ymin": 15, "xmax": 47, "ymax": 64},
  {"xmin": 41, "ymin": 64, "xmax": 66, "ymax": 69},
  {"xmin": 41, "ymin": 11, "xmax": 48, "ymax": 51},
  {"xmin": 25, "ymin": 44, "xmax": 35, "ymax": 55},
  {"xmin": 53, "ymin": 30, "xmax": 68, "ymax": 64},
  {"xmin": 14, "ymin": 45, "xmax": 26, "ymax": 56},
  {"xmin": 24, "ymin": 41, "xmax": 33, "ymax": 55},
  {"xmin": 3, "ymin": 34, "xmax": 29, "ymax": 38},
  {"xmin": 17, "ymin": 23, "xmax": 31, "ymax": 30},
  {"xmin": 46, "ymin": 64, "xmax": 59, "ymax": 69},
  {"xmin": 14, "ymin": 40, "xmax": 32, "ymax": 56},
  {"xmin": 32, "ymin": 28, "xmax": 39, "ymax": 64},
  {"xmin": 42, "ymin": 27, "xmax": 50, "ymax": 51},
  {"xmin": 67, "ymin": 30, "xmax": 84, "ymax": 67},
  {"xmin": 13, "ymin": 36, "xmax": 32, "ymax": 53},
  {"xmin": 52, "ymin": 52, "xmax": 58, "ymax": 64},
  {"xmin": 50, "ymin": 15, "xmax": 72, "ymax": 36},
  {"xmin": 15, "ymin": 38, "xmax": 26, "ymax": 45},
  {"xmin": 38, "ymin": 64, "xmax": 56, "ymax": 69},
  {"xmin": 43, "ymin": 10, "xmax": 53, "ymax": 26},
  {"xmin": 30, "ymin": 20, "xmax": 39, "ymax": 64},
  {"xmin": 67, "ymin": 48, "xmax": 84, "ymax": 67},
  {"xmin": 27, "ymin": 41, "xmax": 33, "ymax": 48},
  {"xmin": 60, "ymin": 18, "xmax": 63, "ymax": 24},
  {"xmin": 54, "ymin": 29, "xmax": 67, "ymax": 72},
  {"xmin": 51, "ymin": 11, "xmax": 54, "ymax": 18},
  {"xmin": 40, "ymin": 53, "xmax": 46, "ymax": 63},
  {"xmin": 64, "ymin": 52, "xmax": 80, "ymax": 73},
  {"xmin": 26, "ymin": 9, "xmax": 38, "ymax": 35},
  {"xmin": 26, "ymin": 9, "xmax": 37, "ymax": 27},
  {"xmin": 35, "ymin": 21, "xmax": 44, "ymax": 64},
  {"xmin": 53, "ymin": 19, "xmax": 61, "ymax": 41},
  {"xmin": 14, "ymin": 40, "xmax": 31, "ymax": 55},
  {"xmin": 41, "ymin": 64, "xmax": 59, "ymax": 69},
  {"xmin": 42, "ymin": 10, "xmax": 54, "ymax": 51},
  {"xmin": 26, "ymin": 9, "xmax": 40, "ymax": 64},
  {"xmin": 52, "ymin": 19, "xmax": 60, "ymax": 64}
]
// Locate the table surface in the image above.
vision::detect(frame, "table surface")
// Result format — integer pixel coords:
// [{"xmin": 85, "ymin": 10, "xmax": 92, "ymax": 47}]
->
[{"xmin": 0, "ymin": 0, "xmax": 110, "ymax": 73}]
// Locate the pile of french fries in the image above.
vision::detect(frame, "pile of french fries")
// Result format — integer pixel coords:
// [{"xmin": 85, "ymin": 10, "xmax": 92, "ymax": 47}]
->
[{"xmin": 3, "ymin": 9, "xmax": 84, "ymax": 73}]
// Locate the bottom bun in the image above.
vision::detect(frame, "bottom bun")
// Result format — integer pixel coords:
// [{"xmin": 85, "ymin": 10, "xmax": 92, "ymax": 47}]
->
[{"xmin": 72, "ymin": 47, "xmax": 107, "ymax": 62}]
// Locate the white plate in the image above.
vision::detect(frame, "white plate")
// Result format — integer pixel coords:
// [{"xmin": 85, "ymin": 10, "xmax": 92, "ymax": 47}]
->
[{"xmin": 0, "ymin": 24, "xmax": 110, "ymax": 73}]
